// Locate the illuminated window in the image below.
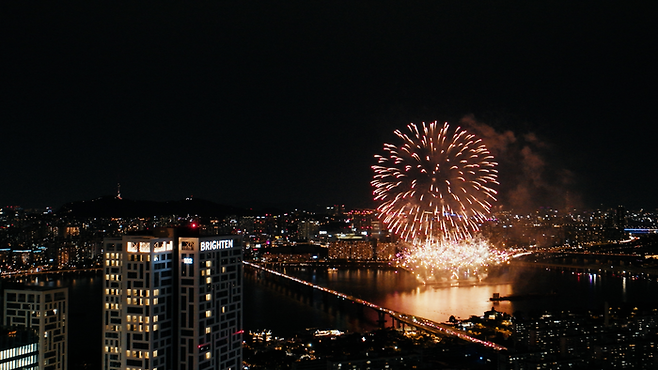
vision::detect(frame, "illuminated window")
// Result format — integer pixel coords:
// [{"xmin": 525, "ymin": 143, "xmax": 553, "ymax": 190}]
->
[
  {"xmin": 205, "ymin": 327, "xmax": 211, "ymax": 334},
  {"xmin": 206, "ymin": 294, "xmax": 211, "ymax": 301},
  {"xmin": 205, "ymin": 352, "xmax": 211, "ymax": 359},
  {"xmin": 206, "ymin": 261, "xmax": 212, "ymax": 267},
  {"xmin": 206, "ymin": 277, "xmax": 211, "ymax": 284},
  {"xmin": 205, "ymin": 310, "xmax": 212, "ymax": 318},
  {"xmin": 127, "ymin": 243, "xmax": 138, "ymax": 253}
]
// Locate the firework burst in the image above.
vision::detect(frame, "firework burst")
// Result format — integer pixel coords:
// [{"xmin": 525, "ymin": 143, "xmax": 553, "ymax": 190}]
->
[
  {"xmin": 373, "ymin": 121, "xmax": 506, "ymax": 280},
  {"xmin": 398, "ymin": 237, "xmax": 510, "ymax": 282},
  {"xmin": 372, "ymin": 121, "xmax": 498, "ymax": 245}
]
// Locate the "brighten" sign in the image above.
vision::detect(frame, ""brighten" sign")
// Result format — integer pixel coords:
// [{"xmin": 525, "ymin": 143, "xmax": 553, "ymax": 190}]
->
[{"xmin": 200, "ymin": 239, "xmax": 234, "ymax": 252}]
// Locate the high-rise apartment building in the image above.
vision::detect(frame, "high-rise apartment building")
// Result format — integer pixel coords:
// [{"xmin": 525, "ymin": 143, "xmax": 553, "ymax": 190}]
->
[
  {"xmin": 3, "ymin": 285, "xmax": 68, "ymax": 370},
  {"xmin": 102, "ymin": 233, "xmax": 242, "ymax": 370}
]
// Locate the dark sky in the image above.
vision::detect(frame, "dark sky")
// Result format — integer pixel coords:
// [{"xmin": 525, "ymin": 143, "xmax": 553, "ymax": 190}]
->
[{"xmin": 2, "ymin": 1, "xmax": 657, "ymax": 211}]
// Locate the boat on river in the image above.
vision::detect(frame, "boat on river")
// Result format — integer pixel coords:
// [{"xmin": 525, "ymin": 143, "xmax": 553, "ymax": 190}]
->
[{"xmin": 490, "ymin": 291, "xmax": 558, "ymax": 301}]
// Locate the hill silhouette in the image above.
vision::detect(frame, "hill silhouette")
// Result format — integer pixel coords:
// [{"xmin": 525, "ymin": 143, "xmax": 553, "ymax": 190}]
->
[{"xmin": 57, "ymin": 196, "xmax": 247, "ymax": 218}]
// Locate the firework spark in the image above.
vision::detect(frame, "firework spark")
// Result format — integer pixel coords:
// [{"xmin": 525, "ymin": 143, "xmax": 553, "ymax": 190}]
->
[
  {"xmin": 372, "ymin": 121, "xmax": 499, "ymax": 245},
  {"xmin": 397, "ymin": 237, "xmax": 510, "ymax": 282},
  {"xmin": 373, "ymin": 121, "xmax": 507, "ymax": 280}
]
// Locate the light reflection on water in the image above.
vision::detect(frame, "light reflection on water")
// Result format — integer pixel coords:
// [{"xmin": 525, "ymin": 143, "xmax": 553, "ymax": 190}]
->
[
  {"xmin": 281, "ymin": 266, "xmax": 658, "ymax": 323},
  {"xmin": 383, "ymin": 282, "xmax": 515, "ymax": 321}
]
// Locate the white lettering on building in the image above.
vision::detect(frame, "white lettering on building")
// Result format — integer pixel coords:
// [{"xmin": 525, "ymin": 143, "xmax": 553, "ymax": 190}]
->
[{"xmin": 199, "ymin": 239, "xmax": 234, "ymax": 252}]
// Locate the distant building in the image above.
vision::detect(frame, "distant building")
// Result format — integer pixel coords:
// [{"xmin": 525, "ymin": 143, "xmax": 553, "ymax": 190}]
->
[
  {"xmin": 297, "ymin": 220, "xmax": 319, "ymax": 241},
  {"xmin": 3, "ymin": 285, "xmax": 68, "ymax": 370},
  {"xmin": 260, "ymin": 244, "xmax": 327, "ymax": 262},
  {"xmin": 329, "ymin": 239, "xmax": 374, "ymax": 260},
  {"xmin": 502, "ymin": 309, "xmax": 658, "ymax": 370},
  {"xmin": 326, "ymin": 354, "xmax": 422, "ymax": 369},
  {"xmin": 102, "ymin": 233, "xmax": 243, "ymax": 370},
  {"xmin": 615, "ymin": 205, "xmax": 627, "ymax": 230},
  {"xmin": 346, "ymin": 209, "xmax": 377, "ymax": 236}
]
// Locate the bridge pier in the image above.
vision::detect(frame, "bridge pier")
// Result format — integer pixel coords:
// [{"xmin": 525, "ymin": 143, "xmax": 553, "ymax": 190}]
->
[
  {"xmin": 356, "ymin": 305, "xmax": 364, "ymax": 317},
  {"xmin": 377, "ymin": 311, "xmax": 387, "ymax": 328}
]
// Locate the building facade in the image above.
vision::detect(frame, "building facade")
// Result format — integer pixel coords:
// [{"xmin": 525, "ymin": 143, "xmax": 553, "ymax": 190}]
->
[
  {"xmin": 328, "ymin": 239, "xmax": 374, "ymax": 260},
  {"xmin": 2, "ymin": 286, "xmax": 68, "ymax": 370},
  {"xmin": 0, "ymin": 326, "xmax": 39, "ymax": 370},
  {"xmin": 102, "ymin": 233, "xmax": 242, "ymax": 370}
]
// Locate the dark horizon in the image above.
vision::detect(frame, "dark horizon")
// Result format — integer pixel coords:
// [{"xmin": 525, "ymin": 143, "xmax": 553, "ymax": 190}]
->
[{"xmin": 6, "ymin": 193, "xmax": 650, "ymax": 218}]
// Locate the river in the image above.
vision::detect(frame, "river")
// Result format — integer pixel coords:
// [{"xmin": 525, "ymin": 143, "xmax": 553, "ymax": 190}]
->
[{"xmin": 244, "ymin": 265, "xmax": 658, "ymax": 336}]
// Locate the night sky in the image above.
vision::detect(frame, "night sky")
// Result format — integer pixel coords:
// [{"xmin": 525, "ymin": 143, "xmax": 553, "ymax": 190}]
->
[{"xmin": 2, "ymin": 1, "xmax": 657, "ymax": 211}]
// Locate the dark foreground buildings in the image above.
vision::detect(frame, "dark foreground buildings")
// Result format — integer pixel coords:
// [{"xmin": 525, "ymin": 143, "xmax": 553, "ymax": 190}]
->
[
  {"xmin": 2, "ymin": 285, "xmax": 68, "ymax": 370},
  {"xmin": 0, "ymin": 326, "xmax": 39, "ymax": 370}
]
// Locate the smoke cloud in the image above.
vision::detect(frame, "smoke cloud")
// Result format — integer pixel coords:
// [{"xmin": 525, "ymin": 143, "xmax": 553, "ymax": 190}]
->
[{"xmin": 459, "ymin": 114, "xmax": 579, "ymax": 213}]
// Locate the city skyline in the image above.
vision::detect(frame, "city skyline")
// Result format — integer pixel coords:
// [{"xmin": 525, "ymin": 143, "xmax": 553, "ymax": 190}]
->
[
  {"xmin": 2, "ymin": 2, "xmax": 657, "ymax": 211},
  {"xmin": 3, "ymin": 177, "xmax": 658, "ymax": 369}
]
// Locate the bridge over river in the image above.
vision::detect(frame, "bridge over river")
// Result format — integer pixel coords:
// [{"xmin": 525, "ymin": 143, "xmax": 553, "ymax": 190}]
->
[{"xmin": 244, "ymin": 261, "xmax": 506, "ymax": 351}]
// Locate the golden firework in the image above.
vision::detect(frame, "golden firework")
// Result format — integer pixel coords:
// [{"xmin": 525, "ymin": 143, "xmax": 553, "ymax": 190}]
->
[{"xmin": 373, "ymin": 121, "xmax": 506, "ymax": 280}]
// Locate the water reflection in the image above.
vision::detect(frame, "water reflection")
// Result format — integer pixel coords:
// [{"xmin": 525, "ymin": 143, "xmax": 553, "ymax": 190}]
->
[
  {"xmin": 384, "ymin": 281, "xmax": 515, "ymax": 321},
  {"xmin": 282, "ymin": 266, "xmax": 658, "ymax": 323}
]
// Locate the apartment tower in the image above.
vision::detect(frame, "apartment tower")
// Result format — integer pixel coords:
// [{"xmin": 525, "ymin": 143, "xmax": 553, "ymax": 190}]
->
[
  {"xmin": 3, "ymin": 285, "xmax": 68, "ymax": 370},
  {"xmin": 102, "ymin": 233, "xmax": 242, "ymax": 370}
]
